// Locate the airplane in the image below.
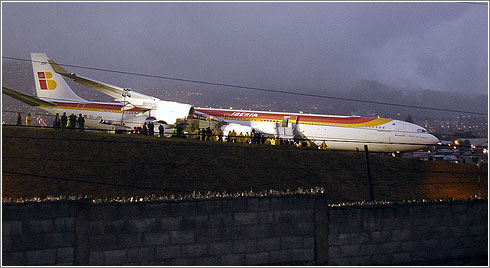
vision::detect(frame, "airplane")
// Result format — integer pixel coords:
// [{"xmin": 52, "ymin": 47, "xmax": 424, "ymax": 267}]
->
[{"xmin": 2, "ymin": 53, "xmax": 440, "ymax": 153}]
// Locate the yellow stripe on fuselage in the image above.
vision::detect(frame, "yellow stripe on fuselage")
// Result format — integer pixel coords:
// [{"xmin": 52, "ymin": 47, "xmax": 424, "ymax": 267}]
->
[{"xmin": 357, "ymin": 118, "xmax": 392, "ymax": 127}]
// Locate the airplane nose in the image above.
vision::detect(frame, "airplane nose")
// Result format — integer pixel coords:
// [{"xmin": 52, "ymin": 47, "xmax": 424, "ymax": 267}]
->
[{"xmin": 428, "ymin": 134, "xmax": 440, "ymax": 145}]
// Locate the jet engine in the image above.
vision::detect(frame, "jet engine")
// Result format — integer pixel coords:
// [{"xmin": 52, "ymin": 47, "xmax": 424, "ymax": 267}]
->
[{"xmin": 154, "ymin": 100, "xmax": 194, "ymax": 125}]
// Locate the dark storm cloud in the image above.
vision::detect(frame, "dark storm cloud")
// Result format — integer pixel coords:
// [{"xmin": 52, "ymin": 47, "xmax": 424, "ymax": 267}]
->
[{"xmin": 2, "ymin": 2, "xmax": 488, "ymax": 94}]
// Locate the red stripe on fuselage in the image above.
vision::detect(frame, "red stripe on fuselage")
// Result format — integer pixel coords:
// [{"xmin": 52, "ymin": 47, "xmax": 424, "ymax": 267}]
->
[
  {"xmin": 196, "ymin": 108, "xmax": 376, "ymax": 124},
  {"xmin": 52, "ymin": 101, "xmax": 145, "ymax": 112}
]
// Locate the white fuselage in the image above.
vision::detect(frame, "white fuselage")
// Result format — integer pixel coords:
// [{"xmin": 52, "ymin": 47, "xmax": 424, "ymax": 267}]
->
[
  {"xmin": 40, "ymin": 98, "xmax": 151, "ymax": 131},
  {"xmin": 196, "ymin": 108, "xmax": 440, "ymax": 152},
  {"xmin": 36, "ymin": 99, "xmax": 439, "ymax": 153}
]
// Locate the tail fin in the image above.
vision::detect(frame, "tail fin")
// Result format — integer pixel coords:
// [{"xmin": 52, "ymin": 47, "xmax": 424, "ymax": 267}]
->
[{"xmin": 31, "ymin": 53, "xmax": 85, "ymax": 101}]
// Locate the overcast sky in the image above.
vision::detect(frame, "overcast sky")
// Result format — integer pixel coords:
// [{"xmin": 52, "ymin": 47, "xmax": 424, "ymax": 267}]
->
[{"xmin": 2, "ymin": 2, "xmax": 488, "ymax": 95}]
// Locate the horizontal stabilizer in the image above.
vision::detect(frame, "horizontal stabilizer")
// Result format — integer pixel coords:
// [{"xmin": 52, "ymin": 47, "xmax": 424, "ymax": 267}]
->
[{"xmin": 2, "ymin": 87, "xmax": 57, "ymax": 107}]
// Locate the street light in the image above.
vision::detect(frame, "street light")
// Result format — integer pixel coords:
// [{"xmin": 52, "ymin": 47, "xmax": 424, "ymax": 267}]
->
[{"xmin": 121, "ymin": 88, "xmax": 131, "ymax": 126}]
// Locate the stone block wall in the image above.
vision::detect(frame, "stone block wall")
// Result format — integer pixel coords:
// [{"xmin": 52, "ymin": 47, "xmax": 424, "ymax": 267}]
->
[
  {"xmin": 322, "ymin": 200, "xmax": 488, "ymax": 265},
  {"xmin": 2, "ymin": 201, "xmax": 78, "ymax": 265},
  {"xmin": 85, "ymin": 196, "xmax": 315, "ymax": 265},
  {"xmin": 2, "ymin": 197, "xmax": 487, "ymax": 266}
]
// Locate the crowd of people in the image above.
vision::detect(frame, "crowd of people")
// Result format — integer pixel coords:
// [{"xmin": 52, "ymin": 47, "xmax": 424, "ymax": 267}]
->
[
  {"xmin": 185, "ymin": 127, "xmax": 328, "ymax": 150},
  {"xmin": 15, "ymin": 112, "xmax": 328, "ymax": 149},
  {"xmin": 16, "ymin": 111, "xmax": 86, "ymax": 132},
  {"xmin": 52, "ymin": 112, "xmax": 85, "ymax": 132}
]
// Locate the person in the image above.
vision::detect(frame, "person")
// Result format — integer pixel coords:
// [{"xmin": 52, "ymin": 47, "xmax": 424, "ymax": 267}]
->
[
  {"xmin": 53, "ymin": 113, "xmax": 61, "ymax": 129},
  {"xmin": 77, "ymin": 114, "xmax": 85, "ymax": 132},
  {"xmin": 196, "ymin": 128, "xmax": 201, "ymax": 140},
  {"xmin": 206, "ymin": 127, "xmax": 212, "ymax": 141},
  {"xmin": 177, "ymin": 124, "xmax": 184, "ymax": 137},
  {"xmin": 211, "ymin": 129, "xmax": 216, "ymax": 141},
  {"xmin": 25, "ymin": 113, "xmax": 32, "ymax": 126},
  {"xmin": 245, "ymin": 132, "xmax": 251, "ymax": 144},
  {"xmin": 148, "ymin": 122, "xmax": 154, "ymax": 136},
  {"xmin": 319, "ymin": 141, "xmax": 327, "ymax": 150},
  {"xmin": 230, "ymin": 130, "xmax": 237, "ymax": 143},
  {"xmin": 159, "ymin": 124, "xmax": 165, "ymax": 138},
  {"xmin": 193, "ymin": 128, "xmax": 199, "ymax": 140},
  {"xmin": 218, "ymin": 128, "xmax": 223, "ymax": 142},
  {"xmin": 265, "ymin": 138, "xmax": 271, "ymax": 145},
  {"xmin": 172, "ymin": 127, "xmax": 177, "ymax": 137},
  {"xmin": 69, "ymin": 113, "xmax": 77, "ymax": 130},
  {"xmin": 201, "ymin": 128, "xmax": 206, "ymax": 141},
  {"xmin": 16, "ymin": 112, "xmax": 22, "ymax": 126},
  {"xmin": 238, "ymin": 132, "xmax": 244, "ymax": 143},
  {"xmin": 142, "ymin": 122, "xmax": 148, "ymax": 136},
  {"xmin": 60, "ymin": 112, "xmax": 68, "ymax": 131}
]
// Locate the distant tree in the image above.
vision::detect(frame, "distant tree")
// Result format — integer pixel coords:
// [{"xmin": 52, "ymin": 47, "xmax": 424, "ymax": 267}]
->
[{"xmin": 405, "ymin": 114, "xmax": 414, "ymax": 123}]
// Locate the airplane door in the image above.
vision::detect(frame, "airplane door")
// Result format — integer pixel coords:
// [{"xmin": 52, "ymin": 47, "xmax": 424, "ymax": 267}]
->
[{"xmin": 282, "ymin": 116, "xmax": 290, "ymax": 127}]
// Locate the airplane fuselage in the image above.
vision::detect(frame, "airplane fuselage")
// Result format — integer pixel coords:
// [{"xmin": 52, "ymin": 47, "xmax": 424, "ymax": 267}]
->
[
  {"xmin": 37, "ymin": 98, "xmax": 439, "ymax": 152},
  {"xmin": 39, "ymin": 98, "xmax": 149, "ymax": 131},
  {"xmin": 197, "ymin": 108, "xmax": 439, "ymax": 152}
]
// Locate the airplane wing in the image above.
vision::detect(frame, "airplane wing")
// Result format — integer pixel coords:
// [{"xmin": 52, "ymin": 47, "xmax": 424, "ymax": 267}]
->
[
  {"xmin": 2, "ymin": 87, "xmax": 57, "ymax": 107},
  {"xmin": 48, "ymin": 60, "xmax": 159, "ymax": 108},
  {"xmin": 193, "ymin": 110, "xmax": 226, "ymax": 123}
]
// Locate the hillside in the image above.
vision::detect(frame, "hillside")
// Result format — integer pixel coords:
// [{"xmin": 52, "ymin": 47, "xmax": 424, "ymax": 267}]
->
[{"xmin": 2, "ymin": 126, "xmax": 487, "ymax": 201}]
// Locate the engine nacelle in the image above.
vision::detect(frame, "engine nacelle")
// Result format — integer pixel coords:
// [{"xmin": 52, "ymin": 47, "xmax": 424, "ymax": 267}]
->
[
  {"xmin": 221, "ymin": 123, "xmax": 253, "ymax": 136},
  {"xmin": 154, "ymin": 100, "xmax": 194, "ymax": 125}
]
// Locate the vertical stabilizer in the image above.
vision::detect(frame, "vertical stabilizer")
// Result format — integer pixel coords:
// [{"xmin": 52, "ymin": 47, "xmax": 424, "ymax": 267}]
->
[{"xmin": 31, "ymin": 53, "xmax": 85, "ymax": 101}]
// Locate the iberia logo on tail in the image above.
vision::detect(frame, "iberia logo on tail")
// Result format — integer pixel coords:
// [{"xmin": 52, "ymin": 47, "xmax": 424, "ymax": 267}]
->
[{"xmin": 38, "ymin": 72, "xmax": 57, "ymax": 90}]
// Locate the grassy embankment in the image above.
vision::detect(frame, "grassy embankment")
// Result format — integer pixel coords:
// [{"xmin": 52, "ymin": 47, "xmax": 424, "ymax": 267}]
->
[{"xmin": 2, "ymin": 126, "xmax": 487, "ymax": 201}]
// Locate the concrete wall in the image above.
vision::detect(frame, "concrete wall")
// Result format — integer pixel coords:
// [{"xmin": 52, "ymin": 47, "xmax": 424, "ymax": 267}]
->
[
  {"xmin": 2, "ymin": 196, "xmax": 487, "ymax": 266},
  {"xmin": 320, "ymin": 201, "xmax": 488, "ymax": 265}
]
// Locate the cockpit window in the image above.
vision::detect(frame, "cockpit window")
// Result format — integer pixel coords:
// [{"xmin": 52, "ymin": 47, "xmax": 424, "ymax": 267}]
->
[{"xmin": 417, "ymin": 129, "xmax": 427, "ymax": 133}]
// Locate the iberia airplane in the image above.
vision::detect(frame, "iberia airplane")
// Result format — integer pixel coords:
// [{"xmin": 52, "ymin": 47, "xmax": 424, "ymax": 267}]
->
[{"xmin": 2, "ymin": 53, "xmax": 439, "ymax": 152}]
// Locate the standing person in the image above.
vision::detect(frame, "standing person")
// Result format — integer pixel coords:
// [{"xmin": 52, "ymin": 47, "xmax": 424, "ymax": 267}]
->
[
  {"xmin": 159, "ymin": 124, "xmax": 164, "ymax": 138},
  {"xmin": 177, "ymin": 124, "xmax": 184, "ymax": 137},
  {"xmin": 206, "ymin": 127, "xmax": 212, "ymax": 141},
  {"xmin": 238, "ymin": 132, "xmax": 244, "ymax": 143},
  {"xmin": 193, "ymin": 128, "xmax": 199, "ymax": 140},
  {"xmin": 201, "ymin": 128, "xmax": 206, "ymax": 141},
  {"xmin": 148, "ymin": 122, "xmax": 154, "ymax": 136},
  {"xmin": 196, "ymin": 128, "xmax": 201, "ymax": 140},
  {"xmin": 77, "ymin": 114, "xmax": 85, "ymax": 132},
  {"xmin": 218, "ymin": 128, "xmax": 223, "ymax": 142},
  {"xmin": 16, "ymin": 112, "xmax": 22, "ymax": 126},
  {"xmin": 25, "ymin": 113, "xmax": 32, "ymax": 126},
  {"xmin": 142, "ymin": 122, "xmax": 148, "ymax": 136},
  {"xmin": 61, "ymin": 112, "xmax": 68, "ymax": 131},
  {"xmin": 69, "ymin": 113, "xmax": 77, "ymax": 130},
  {"xmin": 53, "ymin": 113, "xmax": 61, "ymax": 129}
]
